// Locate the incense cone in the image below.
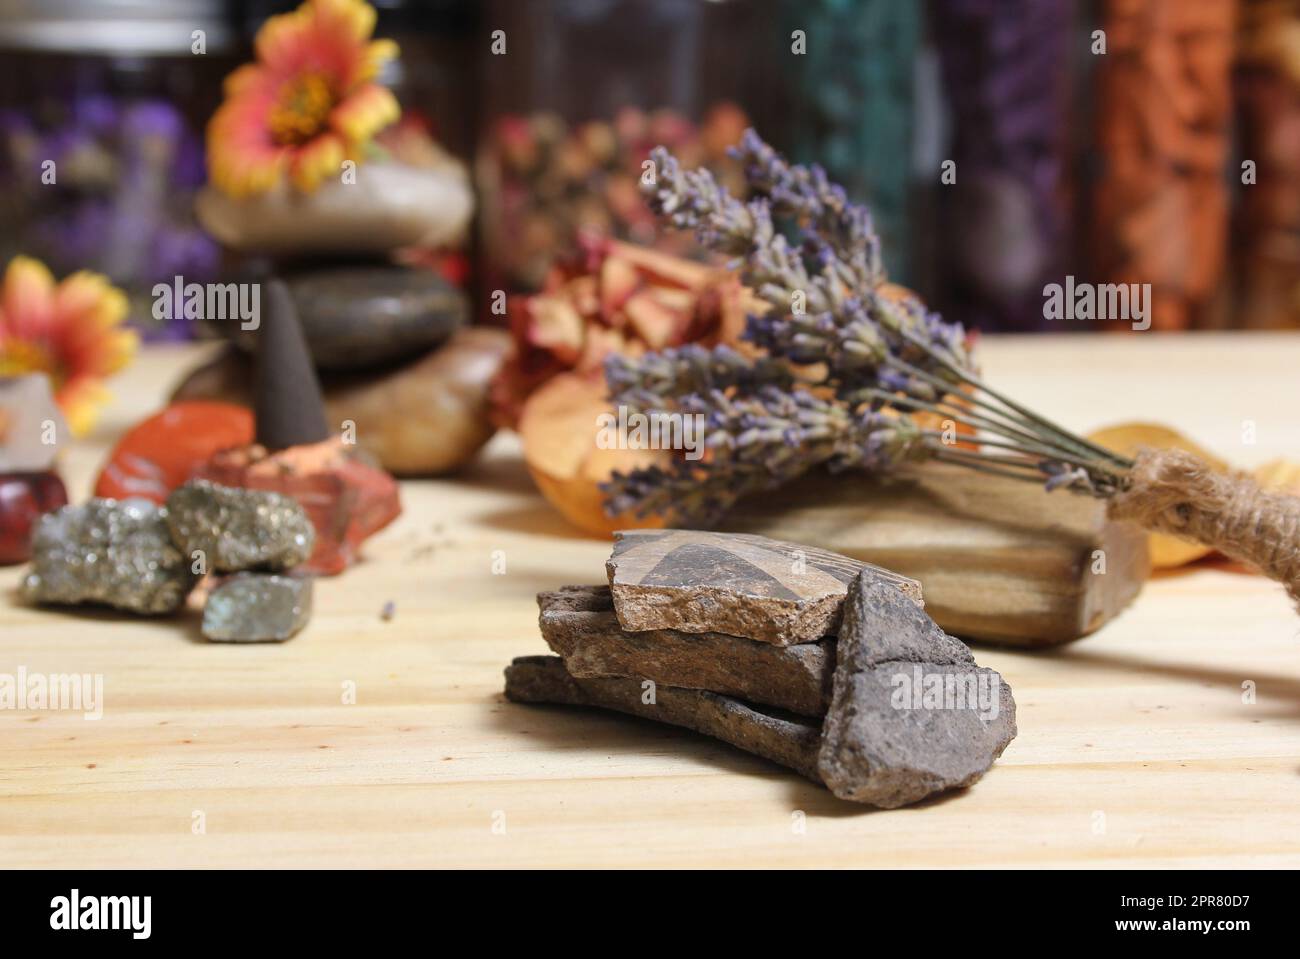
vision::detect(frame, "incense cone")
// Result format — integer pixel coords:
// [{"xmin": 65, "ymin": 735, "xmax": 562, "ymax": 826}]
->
[{"xmin": 255, "ymin": 279, "xmax": 330, "ymax": 451}]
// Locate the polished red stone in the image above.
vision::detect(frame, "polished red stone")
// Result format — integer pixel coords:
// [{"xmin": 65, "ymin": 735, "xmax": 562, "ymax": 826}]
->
[
  {"xmin": 0, "ymin": 471, "xmax": 69, "ymax": 565},
  {"xmin": 195, "ymin": 437, "xmax": 401, "ymax": 576},
  {"xmin": 95, "ymin": 401, "xmax": 255, "ymax": 503}
]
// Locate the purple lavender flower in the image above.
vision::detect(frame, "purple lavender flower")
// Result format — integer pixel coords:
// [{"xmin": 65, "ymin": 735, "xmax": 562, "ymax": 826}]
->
[
  {"xmin": 605, "ymin": 344, "xmax": 794, "ymax": 412},
  {"xmin": 731, "ymin": 129, "xmax": 883, "ymax": 287},
  {"xmin": 1, "ymin": 94, "xmax": 217, "ymax": 340},
  {"xmin": 602, "ymin": 131, "xmax": 974, "ymax": 522},
  {"xmin": 607, "ymin": 130, "xmax": 1128, "ymax": 524},
  {"xmin": 645, "ymin": 131, "xmax": 973, "ymax": 389},
  {"xmin": 71, "ymin": 95, "xmax": 120, "ymax": 137},
  {"xmin": 602, "ymin": 383, "xmax": 924, "ymax": 524}
]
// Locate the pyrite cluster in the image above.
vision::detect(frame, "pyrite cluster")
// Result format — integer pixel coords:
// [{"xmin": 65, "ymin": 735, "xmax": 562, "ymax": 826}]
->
[{"xmin": 22, "ymin": 480, "xmax": 313, "ymax": 643}]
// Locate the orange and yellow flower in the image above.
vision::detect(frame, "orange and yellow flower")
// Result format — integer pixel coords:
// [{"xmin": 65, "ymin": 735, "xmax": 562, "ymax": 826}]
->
[
  {"xmin": 0, "ymin": 256, "xmax": 137, "ymax": 436},
  {"xmin": 207, "ymin": 0, "xmax": 400, "ymax": 197}
]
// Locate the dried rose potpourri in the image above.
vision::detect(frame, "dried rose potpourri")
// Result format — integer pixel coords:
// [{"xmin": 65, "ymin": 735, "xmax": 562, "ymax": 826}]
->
[{"xmin": 603, "ymin": 130, "xmax": 1300, "ymax": 608}]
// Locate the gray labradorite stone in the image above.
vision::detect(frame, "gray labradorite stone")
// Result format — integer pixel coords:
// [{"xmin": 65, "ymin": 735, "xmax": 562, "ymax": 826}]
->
[
  {"xmin": 202, "ymin": 573, "xmax": 313, "ymax": 642},
  {"xmin": 22, "ymin": 499, "xmax": 199, "ymax": 614},
  {"xmin": 165, "ymin": 480, "xmax": 313, "ymax": 573},
  {"xmin": 227, "ymin": 265, "xmax": 466, "ymax": 372}
]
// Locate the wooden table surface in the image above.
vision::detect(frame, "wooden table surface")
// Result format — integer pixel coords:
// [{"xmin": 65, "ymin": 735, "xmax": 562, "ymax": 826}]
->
[{"xmin": 3, "ymin": 334, "xmax": 1299, "ymax": 869}]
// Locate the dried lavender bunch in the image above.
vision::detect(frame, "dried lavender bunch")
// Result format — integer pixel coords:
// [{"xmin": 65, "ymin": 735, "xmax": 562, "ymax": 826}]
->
[
  {"xmin": 603, "ymin": 381, "xmax": 924, "ymax": 521},
  {"xmin": 605, "ymin": 344, "xmax": 794, "ymax": 414},
  {"xmin": 597, "ymin": 132, "xmax": 1300, "ymax": 610},
  {"xmin": 647, "ymin": 129, "xmax": 972, "ymax": 394},
  {"xmin": 603, "ymin": 130, "xmax": 1132, "ymax": 525}
]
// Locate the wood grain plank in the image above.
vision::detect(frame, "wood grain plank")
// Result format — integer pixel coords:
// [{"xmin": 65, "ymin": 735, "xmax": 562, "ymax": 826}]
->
[
  {"xmin": 1, "ymin": 337, "xmax": 1298, "ymax": 868},
  {"xmin": 723, "ymin": 465, "xmax": 1150, "ymax": 646}
]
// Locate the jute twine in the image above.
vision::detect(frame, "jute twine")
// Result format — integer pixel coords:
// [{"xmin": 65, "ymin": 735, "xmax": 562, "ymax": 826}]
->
[{"xmin": 1108, "ymin": 448, "xmax": 1300, "ymax": 606}]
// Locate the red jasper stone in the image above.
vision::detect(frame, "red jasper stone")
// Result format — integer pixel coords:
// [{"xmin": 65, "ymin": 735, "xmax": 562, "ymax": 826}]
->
[
  {"xmin": 95, "ymin": 401, "xmax": 254, "ymax": 503},
  {"xmin": 195, "ymin": 437, "xmax": 401, "ymax": 576},
  {"xmin": 0, "ymin": 471, "xmax": 69, "ymax": 565}
]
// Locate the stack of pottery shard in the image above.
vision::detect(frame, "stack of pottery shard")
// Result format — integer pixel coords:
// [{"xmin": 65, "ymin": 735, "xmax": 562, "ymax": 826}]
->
[
  {"xmin": 506, "ymin": 530, "xmax": 1018, "ymax": 808},
  {"xmin": 182, "ymin": 139, "xmax": 511, "ymax": 477},
  {"xmin": 23, "ymin": 479, "xmax": 314, "ymax": 642}
]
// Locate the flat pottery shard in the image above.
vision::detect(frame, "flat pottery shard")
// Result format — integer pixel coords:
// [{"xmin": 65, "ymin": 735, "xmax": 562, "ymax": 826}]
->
[
  {"xmin": 21, "ymin": 498, "xmax": 199, "ymax": 614},
  {"xmin": 817, "ymin": 572, "xmax": 1017, "ymax": 809},
  {"xmin": 202, "ymin": 573, "xmax": 313, "ymax": 642},
  {"xmin": 607, "ymin": 528, "xmax": 922, "ymax": 645},
  {"xmin": 504, "ymin": 655, "xmax": 822, "ymax": 782},
  {"xmin": 539, "ymin": 585, "xmax": 833, "ymax": 717},
  {"xmin": 165, "ymin": 480, "xmax": 314, "ymax": 572}
]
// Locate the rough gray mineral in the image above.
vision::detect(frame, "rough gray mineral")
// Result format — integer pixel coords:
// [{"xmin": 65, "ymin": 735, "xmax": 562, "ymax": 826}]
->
[
  {"xmin": 21, "ymin": 498, "xmax": 199, "ymax": 614},
  {"xmin": 817, "ymin": 572, "xmax": 1017, "ymax": 808},
  {"xmin": 166, "ymin": 480, "xmax": 314, "ymax": 572},
  {"xmin": 504, "ymin": 655, "xmax": 822, "ymax": 782},
  {"xmin": 202, "ymin": 573, "xmax": 312, "ymax": 642},
  {"xmin": 540, "ymin": 585, "xmax": 832, "ymax": 717},
  {"xmin": 607, "ymin": 528, "xmax": 922, "ymax": 645}
]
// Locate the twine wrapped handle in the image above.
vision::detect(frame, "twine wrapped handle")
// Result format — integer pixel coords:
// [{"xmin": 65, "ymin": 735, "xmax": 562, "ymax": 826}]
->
[{"xmin": 1108, "ymin": 448, "xmax": 1300, "ymax": 605}]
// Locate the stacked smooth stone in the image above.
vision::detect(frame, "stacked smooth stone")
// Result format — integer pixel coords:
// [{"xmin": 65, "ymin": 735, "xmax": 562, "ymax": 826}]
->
[{"xmin": 188, "ymin": 153, "xmax": 510, "ymax": 476}]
